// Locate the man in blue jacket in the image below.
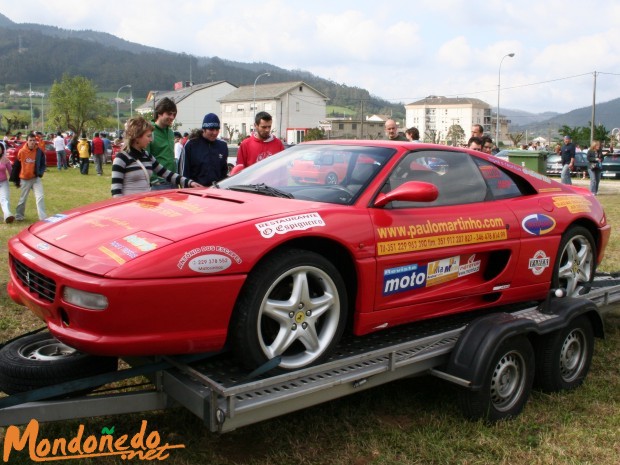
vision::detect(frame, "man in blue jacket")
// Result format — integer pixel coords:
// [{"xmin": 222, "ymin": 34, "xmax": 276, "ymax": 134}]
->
[{"xmin": 179, "ymin": 113, "xmax": 228, "ymax": 187}]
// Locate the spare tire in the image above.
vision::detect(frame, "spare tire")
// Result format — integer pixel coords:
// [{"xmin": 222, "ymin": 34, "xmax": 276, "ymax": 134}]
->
[{"xmin": 0, "ymin": 332, "xmax": 118, "ymax": 395}]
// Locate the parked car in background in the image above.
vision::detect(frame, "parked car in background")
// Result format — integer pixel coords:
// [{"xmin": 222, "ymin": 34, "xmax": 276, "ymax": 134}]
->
[
  {"xmin": 546, "ymin": 154, "xmax": 562, "ymax": 176},
  {"xmin": 546, "ymin": 152, "xmax": 588, "ymax": 177},
  {"xmin": 601, "ymin": 150, "xmax": 620, "ymax": 179},
  {"xmin": 6, "ymin": 140, "xmax": 58, "ymax": 167},
  {"xmin": 574, "ymin": 152, "xmax": 588, "ymax": 175},
  {"xmin": 6, "ymin": 141, "xmax": 610, "ymax": 373}
]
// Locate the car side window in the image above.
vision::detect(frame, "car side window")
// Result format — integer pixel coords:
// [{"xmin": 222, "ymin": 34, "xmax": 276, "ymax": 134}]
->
[
  {"xmin": 387, "ymin": 150, "xmax": 487, "ymax": 208},
  {"xmin": 472, "ymin": 157, "xmax": 524, "ymax": 200}
]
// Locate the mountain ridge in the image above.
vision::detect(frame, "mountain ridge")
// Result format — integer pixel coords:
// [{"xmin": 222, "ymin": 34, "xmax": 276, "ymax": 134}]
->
[{"xmin": 1, "ymin": 12, "xmax": 619, "ymax": 132}]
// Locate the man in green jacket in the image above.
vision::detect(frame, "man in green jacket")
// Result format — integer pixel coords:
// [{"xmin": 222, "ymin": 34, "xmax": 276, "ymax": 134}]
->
[{"xmin": 147, "ymin": 97, "xmax": 178, "ymax": 190}]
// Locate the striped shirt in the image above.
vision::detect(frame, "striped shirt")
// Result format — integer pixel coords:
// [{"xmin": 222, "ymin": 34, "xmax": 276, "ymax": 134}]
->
[{"xmin": 111, "ymin": 148, "xmax": 192, "ymax": 197}]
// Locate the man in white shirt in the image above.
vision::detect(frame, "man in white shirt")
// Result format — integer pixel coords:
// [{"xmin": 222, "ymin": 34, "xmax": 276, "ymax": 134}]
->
[{"xmin": 53, "ymin": 132, "xmax": 67, "ymax": 170}]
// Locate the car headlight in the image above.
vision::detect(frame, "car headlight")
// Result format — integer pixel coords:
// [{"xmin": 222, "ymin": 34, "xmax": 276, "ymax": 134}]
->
[{"xmin": 62, "ymin": 287, "xmax": 108, "ymax": 310}]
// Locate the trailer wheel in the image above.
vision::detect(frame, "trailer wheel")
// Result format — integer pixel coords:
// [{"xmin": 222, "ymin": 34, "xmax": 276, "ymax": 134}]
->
[
  {"xmin": 458, "ymin": 336, "xmax": 534, "ymax": 422},
  {"xmin": 535, "ymin": 316, "xmax": 594, "ymax": 393},
  {"xmin": 231, "ymin": 248, "xmax": 347, "ymax": 371},
  {"xmin": 552, "ymin": 226, "xmax": 596, "ymax": 297},
  {"xmin": 0, "ymin": 332, "xmax": 118, "ymax": 395}
]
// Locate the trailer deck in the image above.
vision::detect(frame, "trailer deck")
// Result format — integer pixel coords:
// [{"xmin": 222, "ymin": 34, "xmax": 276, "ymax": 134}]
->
[{"xmin": 1, "ymin": 274, "xmax": 619, "ymax": 432}]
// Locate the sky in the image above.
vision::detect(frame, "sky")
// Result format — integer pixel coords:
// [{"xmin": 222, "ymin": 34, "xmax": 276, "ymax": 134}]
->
[{"xmin": 4, "ymin": 0, "xmax": 620, "ymax": 123}]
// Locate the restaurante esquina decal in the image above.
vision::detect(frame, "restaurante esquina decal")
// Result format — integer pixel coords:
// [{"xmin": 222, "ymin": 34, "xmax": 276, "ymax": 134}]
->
[{"xmin": 377, "ymin": 217, "xmax": 505, "ymax": 240}]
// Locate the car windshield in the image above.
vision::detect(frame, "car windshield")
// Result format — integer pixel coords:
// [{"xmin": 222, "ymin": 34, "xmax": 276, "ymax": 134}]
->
[{"xmin": 217, "ymin": 144, "xmax": 395, "ymax": 205}]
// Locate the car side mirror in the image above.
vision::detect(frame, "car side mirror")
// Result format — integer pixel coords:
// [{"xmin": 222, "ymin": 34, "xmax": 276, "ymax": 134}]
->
[{"xmin": 374, "ymin": 181, "xmax": 439, "ymax": 207}]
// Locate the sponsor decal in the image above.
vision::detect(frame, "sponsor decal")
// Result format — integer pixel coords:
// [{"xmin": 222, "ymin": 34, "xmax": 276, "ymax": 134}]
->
[
  {"xmin": 459, "ymin": 254, "xmax": 481, "ymax": 277},
  {"xmin": 377, "ymin": 217, "xmax": 507, "ymax": 255},
  {"xmin": 383, "ymin": 254, "xmax": 478, "ymax": 295},
  {"xmin": 383, "ymin": 263, "xmax": 428, "ymax": 295},
  {"xmin": 2, "ymin": 419, "xmax": 184, "ymax": 462},
  {"xmin": 552, "ymin": 195, "xmax": 592, "ymax": 213},
  {"xmin": 123, "ymin": 234, "xmax": 157, "ymax": 252},
  {"xmin": 177, "ymin": 245, "xmax": 242, "ymax": 271},
  {"xmin": 35, "ymin": 243, "xmax": 50, "ymax": 251},
  {"xmin": 426, "ymin": 256, "xmax": 460, "ymax": 287},
  {"xmin": 44, "ymin": 214, "xmax": 68, "ymax": 224},
  {"xmin": 256, "ymin": 212, "xmax": 325, "ymax": 239},
  {"xmin": 521, "ymin": 214, "xmax": 556, "ymax": 236},
  {"xmin": 528, "ymin": 250, "xmax": 550, "ymax": 275},
  {"xmin": 188, "ymin": 254, "xmax": 232, "ymax": 273}
]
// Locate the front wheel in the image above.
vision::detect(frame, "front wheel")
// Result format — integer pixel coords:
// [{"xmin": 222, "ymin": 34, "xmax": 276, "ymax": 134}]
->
[
  {"xmin": 230, "ymin": 249, "xmax": 348, "ymax": 371},
  {"xmin": 0, "ymin": 332, "xmax": 118, "ymax": 395},
  {"xmin": 535, "ymin": 316, "xmax": 594, "ymax": 392},
  {"xmin": 552, "ymin": 226, "xmax": 596, "ymax": 297},
  {"xmin": 458, "ymin": 336, "xmax": 534, "ymax": 422}
]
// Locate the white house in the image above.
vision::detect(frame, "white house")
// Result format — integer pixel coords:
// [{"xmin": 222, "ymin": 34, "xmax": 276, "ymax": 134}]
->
[
  {"xmin": 405, "ymin": 96, "xmax": 493, "ymax": 145},
  {"xmin": 219, "ymin": 81, "xmax": 328, "ymax": 144},
  {"xmin": 135, "ymin": 81, "xmax": 238, "ymax": 132}
]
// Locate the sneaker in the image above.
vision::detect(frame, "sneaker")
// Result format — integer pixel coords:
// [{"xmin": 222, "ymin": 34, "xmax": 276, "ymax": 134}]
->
[
  {"xmin": 5, "ymin": 215, "xmax": 14, "ymax": 224},
  {"xmin": 15, "ymin": 217, "xmax": 24, "ymax": 222}
]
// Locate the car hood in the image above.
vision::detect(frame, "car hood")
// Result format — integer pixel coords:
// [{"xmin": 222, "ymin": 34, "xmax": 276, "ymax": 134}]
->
[{"xmin": 26, "ymin": 189, "xmax": 304, "ymax": 273}]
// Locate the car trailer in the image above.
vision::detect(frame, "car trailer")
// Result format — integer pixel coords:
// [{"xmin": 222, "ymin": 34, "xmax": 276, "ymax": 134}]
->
[{"xmin": 1, "ymin": 275, "xmax": 619, "ymax": 433}]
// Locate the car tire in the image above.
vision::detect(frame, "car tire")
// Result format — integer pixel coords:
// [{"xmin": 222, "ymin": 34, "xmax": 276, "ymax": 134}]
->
[
  {"xmin": 458, "ymin": 336, "xmax": 534, "ymax": 422},
  {"xmin": 552, "ymin": 226, "xmax": 596, "ymax": 297},
  {"xmin": 0, "ymin": 332, "xmax": 118, "ymax": 395},
  {"xmin": 230, "ymin": 248, "xmax": 348, "ymax": 371},
  {"xmin": 535, "ymin": 316, "xmax": 594, "ymax": 393},
  {"xmin": 325, "ymin": 172, "xmax": 339, "ymax": 185}
]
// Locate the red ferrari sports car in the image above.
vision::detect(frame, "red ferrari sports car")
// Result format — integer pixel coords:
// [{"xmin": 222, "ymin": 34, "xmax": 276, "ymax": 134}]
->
[{"xmin": 6, "ymin": 141, "xmax": 610, "ymax": 370}]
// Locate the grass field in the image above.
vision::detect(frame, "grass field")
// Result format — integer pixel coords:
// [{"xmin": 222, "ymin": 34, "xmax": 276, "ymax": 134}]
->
[{"xmin": 0, "ymin": 169, "xmax": 619, "ymax": 465}]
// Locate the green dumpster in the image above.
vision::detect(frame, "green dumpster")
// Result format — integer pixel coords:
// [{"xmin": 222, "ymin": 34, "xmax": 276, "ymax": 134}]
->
[{"xmin": 506, "ymin": 150, "xmax": 547, "ymax": 174}]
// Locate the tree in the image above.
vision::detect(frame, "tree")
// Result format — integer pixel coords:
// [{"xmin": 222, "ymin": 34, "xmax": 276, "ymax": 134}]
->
[
  {"xmin": 508, "ymin": 132, "xmax": 524, "ymax": 147},
  {"xmin": 424, "ymin": 129, "xmax": 441, "ymax": 144},
  {"xmin": 2, "ymin": 112, "xmax": 29, "ymax": 133},
  {"xmin": 304, "ymin": 127, "xmax": 325, "ymax": 141},
  {"xmin": 48, "ymin": 74, "xmax": 111, "ymax": 135},
  {"xmin": 590, "ymin": 123, "xmax": 610, "ymax": 146},
  {"xmin": 446, "ymin": 124, "xmax": 465, "ymax": 146}
]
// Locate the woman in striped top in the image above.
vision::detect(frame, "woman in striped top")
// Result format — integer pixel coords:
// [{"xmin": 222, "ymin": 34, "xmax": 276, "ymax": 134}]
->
[{"xmin": 111, "ymin": 117, "xmax": 201, "ymax": 197}]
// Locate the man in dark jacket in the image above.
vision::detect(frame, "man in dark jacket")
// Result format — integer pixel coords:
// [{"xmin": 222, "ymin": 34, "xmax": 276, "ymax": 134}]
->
[
  {"xmin": 560, "ymin": 135, "xmax": 575, "ymax": 184},
  {"xmin": 179, "ymin": 113, "xmax": 228, "ymax": 187}
]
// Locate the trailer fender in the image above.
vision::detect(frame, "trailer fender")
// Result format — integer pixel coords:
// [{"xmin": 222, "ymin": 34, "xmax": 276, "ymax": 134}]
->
[
  {"xmin": 540, "ymin": 297, "xmax": 604, "ymax": 339},
  {"xmin": 446, "ymin": 312, "xmax": 537, "ymax": 392}
]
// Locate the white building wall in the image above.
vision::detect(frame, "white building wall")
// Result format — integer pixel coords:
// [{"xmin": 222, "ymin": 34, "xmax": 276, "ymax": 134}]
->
[{"xmin": 175, "ymin": 82, "xmax": 237, "ymax": 132}]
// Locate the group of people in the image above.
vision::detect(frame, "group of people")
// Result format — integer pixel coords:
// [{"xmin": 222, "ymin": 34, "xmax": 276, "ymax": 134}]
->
[
  {"xmin": 558, "ymin": 135, "xmax": 603, "ymax": 195},
  {"xmin": 111, "ymin": 97, "xmax": 286, "ymax": 197}
]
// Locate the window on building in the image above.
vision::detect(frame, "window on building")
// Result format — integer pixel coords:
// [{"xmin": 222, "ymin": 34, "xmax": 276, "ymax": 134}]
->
[
  {"xmin": 265, "ymin": 103, "xmax": 272, "ymax": 111},
  {"xmin": 352, "ymin": 123, "xmax": 357, "ymax": 130},
  {"xmin": 338, "ymin": 123, "xmax": 344, "ymax": 130},
  {"xmin": 296, "ymin": 102, "xmax": 300, "ymax": 112},
  {"xmin": 237, "ymin": 104, "xmax": 244, "ymax": 112},
  {"xmin": 224, "ymin": 105, "xmax": 232, "ymax": 113}
]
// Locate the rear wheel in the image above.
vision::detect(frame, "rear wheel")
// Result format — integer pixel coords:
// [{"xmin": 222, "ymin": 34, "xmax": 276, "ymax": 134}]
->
[
  {"xmin": 535, "ymin": 316, "xmax": 594, "ymax": 392},
  {"xmin": 0, "ymin": 332, "xmax": 118, "ymax": 395},
  {"xmin": 458, "ymin": 336, "xmax": 534, "ymax": 422},
  {"xmin": 552, "ymin": 226, "xmax": 596, "ymax": 296},
  {"xmin": 231, "ymin": 248, "xmax": 347, "ymax": 371}
]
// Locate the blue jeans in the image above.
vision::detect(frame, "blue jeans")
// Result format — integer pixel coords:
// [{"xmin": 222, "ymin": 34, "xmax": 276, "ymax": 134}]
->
[
  {"xmin": 560, "ymin": 164, "xmax": 572, "ymax": 184},
  {"xmin": 56, "ymin": 150, "xmax": 66, "ymax": 170},
  {"xmin": 588, "ymin": 168, "xmax": 601, "ymax": 194}
]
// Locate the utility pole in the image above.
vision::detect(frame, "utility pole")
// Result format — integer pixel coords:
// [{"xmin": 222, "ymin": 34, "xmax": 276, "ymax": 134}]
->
[{"xmin": 590, "ymin": 71, "xmax": 597, "ymax": 145}]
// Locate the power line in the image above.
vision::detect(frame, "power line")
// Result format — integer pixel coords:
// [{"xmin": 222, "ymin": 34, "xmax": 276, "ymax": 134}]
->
[{"xmin": 382, "ymin": 71, "xmax": 614, "ymax": 104}]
